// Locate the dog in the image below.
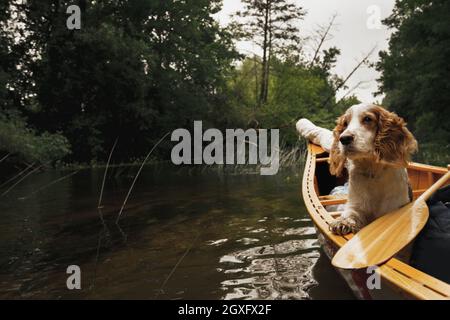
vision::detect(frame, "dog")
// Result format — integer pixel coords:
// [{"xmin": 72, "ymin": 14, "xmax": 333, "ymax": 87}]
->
[{"xmin": 296, "ymin": 103, "xmax": 418, "ymax": 235}]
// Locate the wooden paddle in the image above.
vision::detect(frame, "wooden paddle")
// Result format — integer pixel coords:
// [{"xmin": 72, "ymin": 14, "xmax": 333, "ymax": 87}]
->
[{"xmin": 332, "ymin": 169, "xmax": 450, "ymax": 269}]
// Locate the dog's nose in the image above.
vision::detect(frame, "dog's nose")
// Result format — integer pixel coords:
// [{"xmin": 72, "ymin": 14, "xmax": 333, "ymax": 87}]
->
[{"xmin": 339, "ymin": 135, "xmax": 354, "ymax": 146}]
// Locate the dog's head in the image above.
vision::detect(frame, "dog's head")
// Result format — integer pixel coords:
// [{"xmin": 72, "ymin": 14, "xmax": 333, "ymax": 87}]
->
[{"xmin": 329, "ymin": 104, "xmax": 418, "ymax": 176}]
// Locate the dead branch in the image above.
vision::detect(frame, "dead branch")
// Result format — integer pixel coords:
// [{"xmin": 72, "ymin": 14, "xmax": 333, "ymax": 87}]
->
[
  {"xmin": 322, "ymin": 45, "xmax": 377, "ymax": 108},
  {"xmin": 310, "ymin": 13, "xmax": 338, "ymax": 66}
]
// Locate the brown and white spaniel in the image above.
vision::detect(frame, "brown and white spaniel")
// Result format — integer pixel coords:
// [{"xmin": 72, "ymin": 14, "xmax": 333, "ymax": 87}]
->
[{"xmin": 296, "ymin": 103, "xmax": 418, "ymax": 235}]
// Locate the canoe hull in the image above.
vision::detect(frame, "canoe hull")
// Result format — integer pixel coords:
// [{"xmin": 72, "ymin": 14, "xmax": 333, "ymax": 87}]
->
[
  {"xmin": 315, "ymin": 226, "xmax": 413, "ymax": 299},
  {"xmin": 303, "ymin": 143, "xmax": 450, "ymax": 300}
]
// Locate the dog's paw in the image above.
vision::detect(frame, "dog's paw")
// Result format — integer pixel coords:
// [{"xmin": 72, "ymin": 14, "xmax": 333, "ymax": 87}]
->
[{"xmin": 329, "ymin": 217, "xmax": 360, "ymax": 235}]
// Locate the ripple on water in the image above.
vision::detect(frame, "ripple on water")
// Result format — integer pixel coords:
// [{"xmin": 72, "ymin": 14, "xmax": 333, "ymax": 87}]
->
[
  {"xmin": 219, "ymin": 255, "xmax": 244, "ymax": 264},
  {"xmin": 248, "ymin": 228, "xmax": 266, "ymax": 234},
  {"xmin": 223, "ymin": 239, "xmax": 319, "ymax": 262},
  {"xmin": 206, "ymin": 239, "xmax": 229, "ymax": 246},
  {"xmin": 294, "ymin": 218, "xmax": 311, "ymax": 222},
  {"xmin": 220, "ymin": 231, "xmax": 321, "ymax": 300},
  {"xmin": 282, "ymin": 226, "xmax": 316, "ymax": 236},
  {"xmin": 236, "ymin": 238, "xmax": 260, "ymax": 245},
  {"xmin": 220, "ymin": 252, "xmax": 319, "ymax": 300}
]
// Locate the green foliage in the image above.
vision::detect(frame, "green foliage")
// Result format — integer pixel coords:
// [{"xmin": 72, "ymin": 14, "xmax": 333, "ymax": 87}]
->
[
  {"xmin": 0, "ymin": 0, "xmax": 445, "ymax": 170},
  {"xmin": 226, "ymin": 54, "xmax": 358, "ymax": 145},
  {"xmin": 231, "ymin": 0, "xmax": 306, "ymax": 104},
  {"xmin": 0, "ymin": 114, "xmax": 70, "ymax": 164},
  {"xmin": 0, "ymin": 1, "xmax": 73, "ymax": 165},
  {"xmin": 0, "ymin": 0, "xmax": 389, "ymax": 168},
  {"xmin": 3, "ymin": 0, "xmax": 239, "ymax": 164},
  {"xmin": 232, "ymin": 0, "xmax": 306, "ymax": 51},
  {"xmin": 376, "ymin": 0, "xmax": 450, "ymax": 162}
]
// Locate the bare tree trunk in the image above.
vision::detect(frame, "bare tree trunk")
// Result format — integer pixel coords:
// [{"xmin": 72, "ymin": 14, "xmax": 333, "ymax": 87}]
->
[
  {"xmin": 259, "ymin": 0, "xmax": 270, "ymax": 106},
  {"xmin": 253, "ymin": 55, "xmax": 259, "ymax": 108},
  {"xmin": 263, "ymin": 17, "xmax": 272, "ymax": 103}
]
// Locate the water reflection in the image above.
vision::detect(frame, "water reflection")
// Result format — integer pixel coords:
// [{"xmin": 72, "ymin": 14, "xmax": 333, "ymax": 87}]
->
[
  {"xmin": 217, "ymin": 216, "xmax": 321, "ymax": 299},
  {"xmin": 0, "ymin": 165, "xmax": 354, "ymax": 299}
]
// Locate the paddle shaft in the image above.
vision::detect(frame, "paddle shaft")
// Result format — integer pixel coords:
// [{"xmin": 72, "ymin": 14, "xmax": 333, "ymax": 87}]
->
[{"xmin": 417, "ymin": 170, "xmax": 450, "ymax": 202}]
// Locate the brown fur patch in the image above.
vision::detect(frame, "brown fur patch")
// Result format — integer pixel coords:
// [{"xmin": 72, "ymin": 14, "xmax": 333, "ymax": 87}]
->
[
  {"xmin": 329, "ymin": 115, "xmax": 347, "ymax": 177},
  {"xmin": 371, "ymin": 106, "xmax": 418, "ymax": 166}
]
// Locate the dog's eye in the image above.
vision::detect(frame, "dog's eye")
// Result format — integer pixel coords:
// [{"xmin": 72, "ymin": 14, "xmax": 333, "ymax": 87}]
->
[
  {"xmin": 363, "ymin": 116, "xmax": 372, "ymax": 123},
  {"xmin": 343, "ymin": 120, "xmax": 348, "ymax": 127}
]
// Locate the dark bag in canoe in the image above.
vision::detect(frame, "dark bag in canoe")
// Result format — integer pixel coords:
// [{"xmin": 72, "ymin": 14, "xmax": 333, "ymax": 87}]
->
[{"xmin": 411, "ymin": 184, "xmax": 450, "ymax": 284}]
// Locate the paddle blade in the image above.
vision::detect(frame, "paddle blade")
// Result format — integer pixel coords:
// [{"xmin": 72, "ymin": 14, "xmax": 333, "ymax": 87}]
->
[{"xmin": 332, "ymin": 200, "xmax": 429, "ymax": 269}]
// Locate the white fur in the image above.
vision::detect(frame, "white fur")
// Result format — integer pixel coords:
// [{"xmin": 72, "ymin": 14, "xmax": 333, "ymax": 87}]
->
[
  {"xmin": 339, "ymin": 103, "xmax": 377, "ymax": 157},
  {"xmin": 295, "ymin": 118, "xmax": 333, "ymax": 152},
  {"xmin": 296, "ymin": 103, "xmax": 411, "ymax": 231}
]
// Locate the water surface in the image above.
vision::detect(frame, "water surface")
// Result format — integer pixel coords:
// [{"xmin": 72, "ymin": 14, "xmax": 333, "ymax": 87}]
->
[{"xmin": 0, "ymin": 165, "xmax": 354, "ymax": 299}]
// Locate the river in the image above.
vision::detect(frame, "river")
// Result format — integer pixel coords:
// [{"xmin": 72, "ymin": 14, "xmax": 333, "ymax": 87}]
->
[{"xmin": 0, "ymin": 164, "xmax": 354, "ymax": 299}]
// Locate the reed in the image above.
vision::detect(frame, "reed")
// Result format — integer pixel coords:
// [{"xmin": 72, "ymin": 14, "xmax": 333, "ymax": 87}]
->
[
  {"xmin": 1, "ymin": 164, "xmax": 43, "ymax": 196},
  {"xmin": 0, "ymin": 153, "xmax": 10, "ymax": 164},
  {"xmin": 157, "ymin": 232, "xmax": 201, "ymax": 297},
  {"xmin": 98, "ymin": 138, "xmax": 118, "ymax": 208},
  {"xmin": 194, "ymin": 142, "xmax": 307, "ymax": 176},
  {"xmin": 116, "ymin": 132, "xmax": 170, "ymax": 223},
  {"xmin": 0, "ymin": 162, "xmax": 35, "ymax": 189},
  {"xmin": 19, "ymin": 170, "xmax": 80, "ymax": 200}
]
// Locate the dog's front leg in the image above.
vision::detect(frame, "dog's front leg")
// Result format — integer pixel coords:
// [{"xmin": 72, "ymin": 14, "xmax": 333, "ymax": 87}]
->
[
  {"xmin": 329, "ymin": 209, "xmax": 364, "ymax": 235},
  {"xmin": 296, "ymin": 118, "xmax": 333, "ymax": 152}
]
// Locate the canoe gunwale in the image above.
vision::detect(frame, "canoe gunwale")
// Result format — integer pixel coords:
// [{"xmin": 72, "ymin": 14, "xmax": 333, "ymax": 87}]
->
[{"xmin": 302, "ymin": 142, "xmax": 450, "ymax": 300}]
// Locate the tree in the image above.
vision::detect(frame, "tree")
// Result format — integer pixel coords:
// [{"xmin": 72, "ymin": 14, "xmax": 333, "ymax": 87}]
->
[
  {"xmin": 0, "ymin": 0, "xmax": 18, "ymax": 115},
  {"xmin": 143, "ymin": 0, "xmax": 239, "ymax": 133},
  {"xmin": 226, "ymin": 50, "xmax": 358, "ymax": 146},
  {"xmin": 0, "ymin": 1, "xmax": 70, "ymax": 167},
  {"xmin": 232, "ymin": 0, "xmax": 305, "ymax": 106},
  {"xmin": 376, "ymin": 0, "xmax": 450, "ymax": 161},
  {"xmin": 9, "ymin": 0, "xmax": 238, "ymax": 162}
]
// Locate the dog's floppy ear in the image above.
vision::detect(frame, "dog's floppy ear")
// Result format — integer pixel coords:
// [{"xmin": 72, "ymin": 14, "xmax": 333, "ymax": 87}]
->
[
  {"xmin": 329, "ymin": 115, "xmax": 347, "ymax": 177},
  {"xmin": 372, "ymin": 106, "xmax": 418, "ymax": 166}
]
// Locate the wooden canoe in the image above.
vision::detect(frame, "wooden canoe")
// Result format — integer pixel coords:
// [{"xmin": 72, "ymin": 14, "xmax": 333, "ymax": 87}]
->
[{"xmin": 302, "ymin": 142, "xmax": 450, "ymax": 300}]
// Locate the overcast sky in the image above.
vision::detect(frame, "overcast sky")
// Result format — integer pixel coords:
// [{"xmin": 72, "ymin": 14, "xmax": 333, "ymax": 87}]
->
[{"xmin": 215, "ymin": 0, "xmax": 396, "ymax": 103}]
